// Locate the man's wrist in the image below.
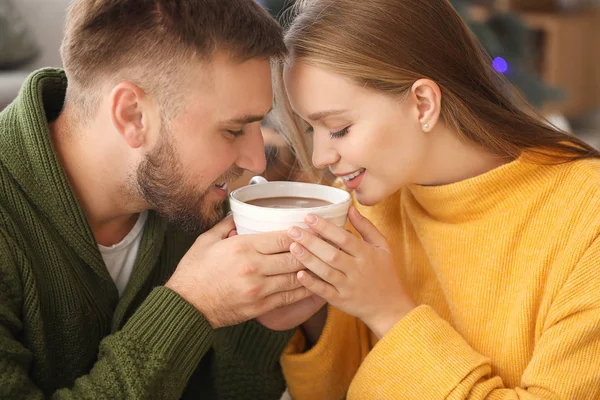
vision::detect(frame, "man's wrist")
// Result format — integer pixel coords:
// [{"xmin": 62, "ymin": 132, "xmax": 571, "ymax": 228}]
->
[{"xmin": 164, "ymin": 279, "xmax": 217, "ymax": 328}]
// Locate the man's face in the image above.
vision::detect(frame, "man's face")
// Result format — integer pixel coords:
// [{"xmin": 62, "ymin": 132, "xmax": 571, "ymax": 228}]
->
[{"xmin": 136, "ymin": 53, "xmax": 272, "ymax": 234}]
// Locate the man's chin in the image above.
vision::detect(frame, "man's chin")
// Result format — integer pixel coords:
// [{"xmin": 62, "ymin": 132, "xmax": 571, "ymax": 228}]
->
[
  {"xmin": 186, "ymin": 201, "xmax": 227, "ymax": 234},
  {"xmin": 206, "ymin": 201, "xmax": 227, "ymax": 227},
  {"xmin": 156, "ymin": 200, "xmax": 223, "ymax": 235}
]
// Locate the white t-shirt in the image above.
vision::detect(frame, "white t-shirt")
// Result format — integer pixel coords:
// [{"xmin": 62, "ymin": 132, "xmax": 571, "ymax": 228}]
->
[{"xmin": 98, "ymin": 211, "xmax": 149, "ymax": 297}]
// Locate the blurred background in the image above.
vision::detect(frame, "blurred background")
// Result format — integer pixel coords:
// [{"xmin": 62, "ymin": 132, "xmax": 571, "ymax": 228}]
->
[
  {"xmin": 255, "ymin": 0, "xmax": 600, "ymax": 188},
  {"xmin": 1, "ymin": 0, "xmax": 599, "ymax": 188},
  {"xmin": 257, "ymin": 0, "xmax": 600, "ymax": 144}
]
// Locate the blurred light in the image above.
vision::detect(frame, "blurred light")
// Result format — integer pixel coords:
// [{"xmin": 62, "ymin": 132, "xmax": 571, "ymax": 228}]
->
[{"xmin": 492, "ymin": 57, "xmax": 509, "ymax": 74}]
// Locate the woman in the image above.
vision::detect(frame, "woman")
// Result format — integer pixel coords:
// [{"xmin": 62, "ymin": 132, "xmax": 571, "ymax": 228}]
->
[{"xmin": 273, "ymin": 0, "xmax": 600, "ymax": 399}]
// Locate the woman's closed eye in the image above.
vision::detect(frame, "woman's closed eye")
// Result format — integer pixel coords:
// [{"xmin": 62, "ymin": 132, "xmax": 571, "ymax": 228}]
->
[
  {"xmin": 304, "ymin": 126, "xmax": 351, "ymax": 139},
  {"xmin": 329, "ymin": 126, "xmax": 350, "ymax": 139}
]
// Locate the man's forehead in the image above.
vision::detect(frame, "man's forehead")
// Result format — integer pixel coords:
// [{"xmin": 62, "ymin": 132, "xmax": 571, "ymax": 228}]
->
[{"xmin": 185, "ymin": 52, "xmax": 273, "ymax": 120}]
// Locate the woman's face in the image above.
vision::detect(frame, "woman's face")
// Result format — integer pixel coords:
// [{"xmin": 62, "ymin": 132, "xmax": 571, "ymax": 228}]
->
[{"xmin": 284, "ymin": 61, "xmax": 431, "ymax": 206}]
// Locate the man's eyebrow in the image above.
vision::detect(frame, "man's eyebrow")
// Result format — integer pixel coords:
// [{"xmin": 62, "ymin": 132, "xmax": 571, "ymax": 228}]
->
[{"xmin": 222, "ymin": 107, "xmax": 274, "ymax": 124}]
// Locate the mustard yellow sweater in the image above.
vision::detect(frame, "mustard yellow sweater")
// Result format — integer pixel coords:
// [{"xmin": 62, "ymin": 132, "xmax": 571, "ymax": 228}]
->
[{"xmin": 282, "ymin": 157, "xmax": 600, "ymax": 399}]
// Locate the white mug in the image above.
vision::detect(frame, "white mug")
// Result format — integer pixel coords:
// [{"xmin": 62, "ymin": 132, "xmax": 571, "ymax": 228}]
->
[{"xmin": 229, "ymin": 177, "xmax": 352, "ymax": 235}]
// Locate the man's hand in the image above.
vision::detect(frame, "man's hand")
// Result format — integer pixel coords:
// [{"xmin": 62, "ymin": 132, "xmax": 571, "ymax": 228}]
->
[
  {"xmin": 166, "ymin": 217, "xmax": 311, "ymax": 328},
  {"xmin": 255, "ymin": 294, "xmax": 327, "ymax": 331}
]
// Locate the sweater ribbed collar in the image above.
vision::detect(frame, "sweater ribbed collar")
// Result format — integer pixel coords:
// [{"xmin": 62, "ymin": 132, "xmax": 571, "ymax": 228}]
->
[{"xmin": 406, "ymin": 156, "xmax": 549, "ymax": 223}]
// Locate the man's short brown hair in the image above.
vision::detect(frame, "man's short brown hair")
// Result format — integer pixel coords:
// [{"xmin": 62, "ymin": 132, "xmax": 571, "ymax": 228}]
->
[{"xmin": 61, "ymin": 0, "xmax": 286, "ymax": 118}]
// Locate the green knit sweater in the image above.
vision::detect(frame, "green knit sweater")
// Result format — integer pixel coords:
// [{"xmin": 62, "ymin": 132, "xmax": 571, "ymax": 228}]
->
[{"xmin": 0, "ymin": 69, "xmax": 293, "ymax": 399}]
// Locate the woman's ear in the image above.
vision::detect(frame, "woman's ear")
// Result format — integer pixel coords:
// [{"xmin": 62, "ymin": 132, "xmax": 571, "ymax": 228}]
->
[{"xmin": 410, "ymin": 79, "xmax": 442, "ymax": 133}]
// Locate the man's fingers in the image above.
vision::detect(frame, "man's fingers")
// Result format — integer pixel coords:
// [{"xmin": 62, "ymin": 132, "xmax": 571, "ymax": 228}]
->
[
  {"xmin": 262, "ymin": 252, "xmax": 305, "ymax": 275},
  {"xmin": 251, "ymin": 230, "xmax": 294, "ymax": 254},
  {"xmin": 262, "ymin": 272, "xmax": 303, "ymax": 296},
  {"xmin": 196, "ymin": 216, "xmax": 236, "ymax": 244},
  {"xmin": 261, "ymin": 287, "xmax": 312, "ymax": 312}
]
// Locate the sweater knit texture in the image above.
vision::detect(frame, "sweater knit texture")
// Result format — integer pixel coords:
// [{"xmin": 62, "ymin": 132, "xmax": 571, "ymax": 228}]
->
[{"xmin": 282, "ymin": 155, "xmax": 600, "ymax": 399}]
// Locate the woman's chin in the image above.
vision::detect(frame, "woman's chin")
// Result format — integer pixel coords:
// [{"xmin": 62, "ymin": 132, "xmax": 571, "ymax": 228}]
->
[
  {"xmin": 354, "ymin": 191, "xmax": 382, "ymax": 207},
  {"xmin": 354, "ymin": 184, "xmax": 400, "ymax": 207}
]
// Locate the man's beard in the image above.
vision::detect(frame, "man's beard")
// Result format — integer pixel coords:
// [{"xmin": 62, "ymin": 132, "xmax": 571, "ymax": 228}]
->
[{"xmin": 135, "ymin": 127, "xmax": 243, "ymax": 235}]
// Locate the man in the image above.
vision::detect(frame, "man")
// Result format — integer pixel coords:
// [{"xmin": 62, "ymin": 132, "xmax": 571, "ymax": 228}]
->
[
  {"xmin": 0, "ymin": 0, "xmax": 322, "ymax": 398},
  {"xmin": 229, "ymin": 116, "xmax": 319, "ymax": 190}
]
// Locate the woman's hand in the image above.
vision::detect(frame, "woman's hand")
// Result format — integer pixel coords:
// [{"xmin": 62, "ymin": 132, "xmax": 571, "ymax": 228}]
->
[{"xmin": 288, "ymin": 206, "xmax": 416, "ymax": 338}]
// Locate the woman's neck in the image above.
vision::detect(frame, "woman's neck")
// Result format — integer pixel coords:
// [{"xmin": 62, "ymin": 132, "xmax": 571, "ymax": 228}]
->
[{"xmin": 417, "ymin": 124, "xmax": 510, "ymax": 186}]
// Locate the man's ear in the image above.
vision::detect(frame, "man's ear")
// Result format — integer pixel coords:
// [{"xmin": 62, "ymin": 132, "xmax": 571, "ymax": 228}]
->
[{"xmin": 109, "ymin": 82, "xmax": 153, "ymax": 149}]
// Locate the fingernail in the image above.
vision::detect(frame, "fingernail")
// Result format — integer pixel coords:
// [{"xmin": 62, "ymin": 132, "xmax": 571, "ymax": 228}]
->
[
  {"xmin": 289, "ymin": 227, "xmax": 303, "ymax": 240},
  {"xmin": 291, "ymin": 243, "xmax": 304, "ymax": 255},
  {"xmin": 305, "ymin": 214, "xmax": 317, "ymax": 225}
]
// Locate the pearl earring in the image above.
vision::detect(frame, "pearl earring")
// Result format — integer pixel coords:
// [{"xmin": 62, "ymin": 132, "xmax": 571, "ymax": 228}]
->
[{"xmin": 423, "ymin": 123, "xmax": 430, "ymax": 132}]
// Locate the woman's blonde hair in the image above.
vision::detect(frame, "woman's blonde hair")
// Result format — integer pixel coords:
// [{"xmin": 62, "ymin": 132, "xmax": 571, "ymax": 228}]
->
[{"xmin": 273, "ymin": 0, "xmax": 599, "ymax": 182}]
